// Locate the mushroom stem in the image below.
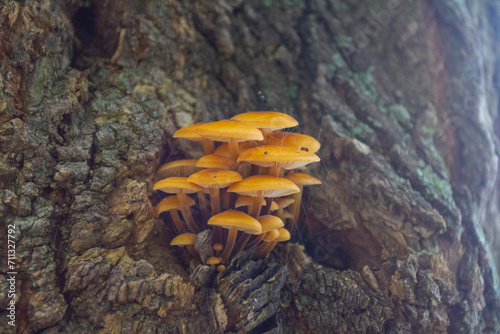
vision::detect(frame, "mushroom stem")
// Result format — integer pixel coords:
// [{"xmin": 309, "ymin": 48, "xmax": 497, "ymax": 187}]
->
[
  {"xmin": 197, "ymin": 192, "xmax": 210, "ymax": 226},
  {"xmin": 169, "ymin": 210, "xmax": 186, "ymax": 233},
  {"xmin": 229, "ymin": 192, "xmax": 237, "ymax": 209},
  {"xmin": 250, "ymin": 196, "xmax": 264, "ymax": 218},
  {"xmin": 245, "ymin": 233, "xmax": 265, "ymax": 249},
  {"xmin": 228, "ymin": 140, "xmax": 239, "ymax": 163},
  {"xmin": 289, "ymin": 185, "xmax": 304, "ymax": 232},
  {"xmin": 186, "ymin": 245, "xmax": 199, "ymax": 258},
  {"xmin": 233, "ymin": 233, "xmax": 252, "ymax": 253},
  {"xmin": 221, "ymin": 189, "xmax": 230, "ymax": 210},
  {"xmin": 277, "ymin": 206, "xmax": 284, "ymax": 220},
  {"xmin": 250, "ymin": 164, "xmax": 260, "ymax": 176},
  {"xmin": 256, "ymin": 241, "xmax": 277, "ymax": 258},
  {"xmin": 177, "ymin": 192, "xmax": 201, "ymax": 233},
  {"xmin": 202, "ymin": 140, "xmax": 215, "ymax": 155},
  {"xmin": 210, "ymin": 188, "xmax": 220, "ymax": 215},
  {"xmin": 263, "ymin": 197, "xmax": 273, "ymax": 215},
  {"xmin": 209, "ymin": 187, "xmax": 223, "ymax": 242},
  {"xmin": 221, "ymin": 228, "xmax": 238, "ymax": 262},
  {"xmin": 269, "ymin": 166, "xmax": 281, "ymax": 177}
]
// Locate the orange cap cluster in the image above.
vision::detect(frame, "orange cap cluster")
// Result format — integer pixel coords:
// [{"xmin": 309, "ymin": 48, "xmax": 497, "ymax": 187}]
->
[{"xmin": 153, "ymin": 112, "xmax": 321, "ymax": 268}]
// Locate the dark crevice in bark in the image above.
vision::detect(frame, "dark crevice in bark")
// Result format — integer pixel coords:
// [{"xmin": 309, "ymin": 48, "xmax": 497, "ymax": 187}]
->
[
  {"xmin": 71, "ymin": 4, "xmax": 97, "ymax": 70},
  {"xmin": 53, "ymin": 210, "xmax": 73, "ymax": 325},
  {"xmin": 84, "ymin": 133, "xmax": 98, "ymax": 186}
]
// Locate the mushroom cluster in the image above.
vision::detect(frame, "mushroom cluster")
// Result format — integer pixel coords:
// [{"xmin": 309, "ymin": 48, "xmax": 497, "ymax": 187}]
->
[{"xmin": 153, "ymin": 112, "xmax": 321, "ymax": 270}]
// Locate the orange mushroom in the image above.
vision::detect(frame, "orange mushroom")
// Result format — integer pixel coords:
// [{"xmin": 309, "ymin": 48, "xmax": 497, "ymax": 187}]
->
[
  {"xmin": 227, "ymin": 175, "xmax": 300, "ymax": 218},
  {"xmin": 256, "ymin": 227, "xmax": 291, "ymax": 258},
  {"xmin": 173, "ymin": 122, "xmax": 215, "ymax": 155},
  {"xmin": 237, "ymin": 145, "xmax": 320, "ymax": 177},
  {"xmin": 285, "ymin": 172, "xmax": 322, "ymax": 231},
  {"xmin": 207, "ymin": 210, "xmax": 261, "ymax": 262},
  {"xmin": 195, "ymin": 120, "xmax": 264, "ymax": 164},
  {"xmin": 187, "ymin": 169, "xmax": 242, "ymax": 216},
  {"xmin": 171, "ymin": 233, "xmax": 198, "ymax": 258},
  {"xmin": 231, "ymin": 111, "xmax": 298, "ymax": 141},
  {"xmin": 155, "ymin": 195, "xmax": 195, "ymax": 233},
  {"xmin": 196, "ymin": 154, "xmax": 231, "ymax": 170},
  {"xmin": 157, "ymin": 159, "xmax": 200, "ymax": 179},
  {"xmin": 154, "ymin": 177, "xmax": 203, "ymax": 233},
  {"xmin": 234, "ymin": 195, "xmax": 266, "ymax": 215},
  {"xmin": 266, "ymin": 132, "xmax": 321, "ymax": 153},
  {"xmin": 242, "ymin": 215, "xmax": 284, "ymax": 250}
]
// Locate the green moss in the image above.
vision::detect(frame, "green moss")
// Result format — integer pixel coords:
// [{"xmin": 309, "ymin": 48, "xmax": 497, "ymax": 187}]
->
[
  {"xmin": 328, "ymin": 53, "xmax": 345, "ymax": 71},
  {"xmin": 335, "ymin": 35, "xmax": 353, "ymax": 48},
  {"xmin": 420, "ymin": 125, "xmax": 435, "ymax": 136},
  {"xmin": 300, "ymin": 295, "xmax": 308, "ymax": 304},
  {"xmin": 388, "ymin": 104, "xmax": 411, "ymax": 126},
  {"xmin": 28, "ymin": 57, "xmax": 52, "ymax": 106},
  {"xmin": 416, "ymin": 165, "xmax": 454, "ymax": 205},
  {"xmin": 263, "ymin": 0, "xmax": 305, "ymax": 8},
  {"xmin": 351, "ymin": 67, "xmax": 377, "ymax": 101},
  {"xmin": 284, "ymin": 85, "xmax": 298, "ymax": 100},
  {"xmin": 349, "ymin": 122, "xmax": 373, "ymax": 138}
]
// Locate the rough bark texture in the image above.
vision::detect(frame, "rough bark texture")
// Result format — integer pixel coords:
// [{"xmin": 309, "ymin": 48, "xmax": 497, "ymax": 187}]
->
[{"xmin": 1, "ymin": 0, "xmax": 500, "ymax": 333}]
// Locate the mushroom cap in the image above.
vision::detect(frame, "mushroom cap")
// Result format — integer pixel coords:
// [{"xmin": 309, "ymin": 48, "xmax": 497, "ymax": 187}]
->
[
  {"xmin": 285, "ymin": 172, "xmax": 322, "ymax": 186},
  {"xmin": 213, "ymin": 243, "xmax": 223, "ymax": 252},
  {"xmin": 281, "ymin": 209, "xmax": 293, "ymax": 220},
  {"xmin": 214, "ymin": 141, "xmax": 257, "ymax": 157},
  {"xmin": 154, "ymin": 177, "xmax": 204, "ymax": 194},
  {"xmin": 266, "ymin": 132, "xmax": 321, "ymax": 153},
  {"xmin": 270, "ymin": 201, "xmax": 279, "ymax": 211},
  {"xmin": 173, "ymin": 123, "xmax": 206, "ymax": 141},
  {"xmin": 231, "ymin": 112, "xmax": 298, "ymax": 131},
  {"xmin": 274, "ymin": 197, "xmax": 295, "ymax": 208},
  {"xmin": 227, "ymin": 175, "xmax": 300, "ymax": 198},
  {"xmin": 276, "ymin": 228, "xmax": 291, "ymax": 242},
  {"xmin": 155, "ymin": 195, "xmax": 195, "ymax": 216},
  {"xmin": 195, "ymin": 120, "xmax": 264, "ymax": 143},
  {"xmin": 187, "ymin": 169, "xmax": 242, "ymax": 189},
  {"xmin": 258, "ymin": 215, "xmax": 284, "ymax": 232},
  {"xmin": 206, "ymin": 256, "xmax": 221, "ymax": 265},
  {"xmin": 208, "ymin": 210, "xmax": 262, "ymax": 235},
  {"xmin": 170, "ymin": 233, "xmax": 197, "ymax": 246},
  {"xmin": 235, "ymin": 195, "xmax": 266, "ymax": 208},
  {"xmin": 237, "ymin": 145, "xmax": 320, "ymax": 170},
  {"xmin": 157, "ymin": 159, "xmax": 200, "ymax": 179},
  {"xmin": 264, "ymin": 228, "xmax": 281, "ymax": 241},
  {"xmin": 196, "ymin": 154, "xmax": 231, "ymax": 170}
]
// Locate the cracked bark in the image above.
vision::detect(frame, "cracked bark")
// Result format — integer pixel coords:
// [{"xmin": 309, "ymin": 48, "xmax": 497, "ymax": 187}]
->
[{"xmin": 1, "ymin": 0, "xmax": 499, "ymax": 333}]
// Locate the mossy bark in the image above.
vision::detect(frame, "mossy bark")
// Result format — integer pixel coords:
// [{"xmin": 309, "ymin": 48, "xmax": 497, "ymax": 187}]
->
[{"xmin": 1, "ymin": 0, "xmax": 499, "ymax": 333}]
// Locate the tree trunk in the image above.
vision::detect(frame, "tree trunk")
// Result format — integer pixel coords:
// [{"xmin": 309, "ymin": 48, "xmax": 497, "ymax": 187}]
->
[{"xmin": 1, "ymin": 0, "xmax": 499, "ymax": 333}]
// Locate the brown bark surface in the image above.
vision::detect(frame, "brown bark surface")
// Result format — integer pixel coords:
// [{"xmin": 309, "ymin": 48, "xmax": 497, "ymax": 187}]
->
[{"xmin": 1, "ymin": 0, "xmax": 499, "ymax": 333}]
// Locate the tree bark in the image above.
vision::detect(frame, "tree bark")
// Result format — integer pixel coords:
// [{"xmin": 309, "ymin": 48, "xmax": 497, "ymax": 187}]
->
[{"xmin": 1, "ymin": 0, "xmax": 499, "ymax": 333}]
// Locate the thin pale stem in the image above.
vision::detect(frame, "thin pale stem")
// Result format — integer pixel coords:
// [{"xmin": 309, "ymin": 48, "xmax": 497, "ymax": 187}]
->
[
  {"xmin": 228, "ymin": 140, "xmax": 239, "ymax": 163},
  {"xmin": 177, "ymin": 192, "xmax": 200, "ymax": 233},
  {"xmin": 210, "ymin": 188, "xmax": 220, "ymax": 215},
  {"xmin": 251, "ymin": 196, "xmax": 264, "ymax": 218},
  {"xmin": 186, "ymin": 245, "xmax": 199, "ymax": 258},
  {"xmin": 202, "ymin": 140, "xmax": 215, "ymax": 155},
  {"xmin": 221, "ymin": 229, "xmax": 238, "ymax": 262},
  {"xmin": 197, "ymin": 192, "xmax": 210, "ymax": 227},
  {"xmin": 256, "ymin": 241, "xmax": 278, "ymax": 258},
  {"xmin": 234, "ymin": 233, "xmax": 252, "ymax": 254},
  {"xmin": 263, "ymin": 197, "xmax": 273, "ymax": 215},
  {"xmin": 250, "ymin": 164, "xmax": 260, "ymax": 176},
  {"xmin": 290, "ymin": 185, "xmax": 303, "ymax": 233},
  {"xmin": 245, "ymin": 233, "xmax": 265, "ymax": 249},
  {"xmin": 169, "ymin": 210, "xmax": 185, "ymax": 233},
  {"xmin": 269, "ymin": 166, "xmax": 281, "ymax": 177}
]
